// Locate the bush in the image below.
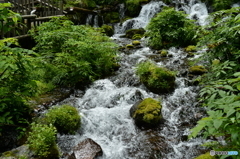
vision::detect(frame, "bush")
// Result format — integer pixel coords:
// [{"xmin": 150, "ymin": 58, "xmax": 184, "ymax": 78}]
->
[
  {"xmin": 27, "ymin": 123, "xmax": 59, "ymax": 158},
  {"xmin": 125, "ymin": 0, "xmax": 142, "ymax": 17},
  {"xmin": 136, "ymin": 61, "xmax": 175, "ymax": 94},
  {"xmin": 146, "ymin": 7, "xmax": 197, "ymax": 49},
  {"xmin": 30, "ymin": 17, "xmax": 118, "ymax": 86},
  {"xmin": 44, "ymin": 105, "xmax": 81, "ymax": 134}
]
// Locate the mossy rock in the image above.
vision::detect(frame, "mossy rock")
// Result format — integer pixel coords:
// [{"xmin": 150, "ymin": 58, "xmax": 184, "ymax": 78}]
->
[
  {"xmin": 130, "ymin": 98, "xmax": 162, "ymax": 128},
  {"xmin": 101, "ymin": 24, "xmax": 114, "ymax": 36},
  {"xmin": 212, "ymin": 59, "xmax": 220, "ymax": 65},
  {"xmin": 103, "ymin": 12, "xmax": 120, "ymax": 23},
  {"xmin": 44, "ymin": 105, "xmax": 81, "ymax": 134},
  {"xmin": 132, "ymin": 40, "xmax": 141, "ymax": 45},
  {"xmin": 159, "ymin": 49, "xmax": 168, "ymax": 57},
  {"xmin": 136, "ymin": 61, "xmax": 176, "ymax": 94},
  {"xmin": 126, "ymin": 44, "xmax": 134, "ymax": 48},
  {"xmin": 185, "ymin": 45, "xmax": 197, "ymax": 52},
  {"xmin": 132, "ymin": 34, "xmax": 143, "ymax": 40},
  {"xmin": 194, "ymin": 152, "xmax": 216, "ymax": 159},
  {"xmin": 189, "ymin": 65, "xmax": 207, "ymax": 75},
  {"xmin": 125, "ymin": 28, "xmax": 145, "ymax": 39}
]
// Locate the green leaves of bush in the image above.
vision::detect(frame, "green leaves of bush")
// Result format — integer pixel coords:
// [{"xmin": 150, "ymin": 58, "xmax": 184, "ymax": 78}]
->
[
  {"xmin": 44, "ymin": 105, "xmax": 81, "ymax": 134},
  {"xmin": 146, "ymin": 7, "xmax": 197, "ymax": 49},
  {"xmin": 30, "ymin": 17, "xmax": 118, "ymax": 86},
  {"xmin": 27, "ymin": 123, "xmax": 59, "ymax": 158}
]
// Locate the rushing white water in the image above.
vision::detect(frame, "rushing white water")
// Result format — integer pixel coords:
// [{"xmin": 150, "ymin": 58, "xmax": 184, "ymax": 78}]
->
[
  {"xmin": 114, "ymin": 1, "xmax": 166, "ymax": 34},
  {"xmin": 57, "ymin": 1, "xmax": 211, "ymax": 158}
]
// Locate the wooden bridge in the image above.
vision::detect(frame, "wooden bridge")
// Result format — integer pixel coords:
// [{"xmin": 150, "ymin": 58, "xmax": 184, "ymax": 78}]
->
[{"xmin": 0, "ymin": 0, "xmax": 65, "ymax": 39}]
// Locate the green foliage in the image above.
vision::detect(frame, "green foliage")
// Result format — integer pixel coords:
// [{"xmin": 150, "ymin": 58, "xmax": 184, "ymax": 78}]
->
[
  {"xmin": 101, "ymin": 24, "xmax": 114, "ymax": 36},
  {"xmin": 198, "ymin": 7, "xmax": 240, "ymax": 62},
  {"xmin": 136, "ymin": 61, "xmax": 175, "ymax": 94},
  {"xmin": 44, "ymin": 105, "xmax": 81, "ymax": 134},
  {"xmin": 189, "ymin": 8, "xmax": 240, "ymax": 152},
  {"xmin": 202, "ymin": 0, "xmax": 239, "ymax": 11},
  {"xmin": 126, "ymin": 0, "xmax": 141, "ymax": 17},
  {"xmin": 0, "ymin": 3, "xmax": 22, "ymax": 35},
  {"xmin": 146, "ymin": 7, "xmax": 197, "ymax": 49},
  {"xmin": 0, "ymin": 38, "xmax": 38, "ymax": 130},
  {"xmin": 133, "ymin": 98, "xmax": 162, "ymax": 126},
  {"xmin": 27, "ymin": 123, "xmax": 59, "ymax": 158},
  {"xmin": 30, "ymin": 17, "xmax": 118, "ymax": 86}
]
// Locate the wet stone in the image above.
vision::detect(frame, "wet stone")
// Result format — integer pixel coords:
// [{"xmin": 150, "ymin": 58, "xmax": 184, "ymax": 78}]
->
[{"xmin": 68, "ymin": 138, "xmax": 103, "ymax": 159}]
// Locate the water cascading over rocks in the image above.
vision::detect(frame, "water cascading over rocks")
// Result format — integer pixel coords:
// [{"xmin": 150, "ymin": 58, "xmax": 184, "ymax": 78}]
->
[{"xmin": 57, "ymin": 0, "xmax": 210, "ymax": 159}]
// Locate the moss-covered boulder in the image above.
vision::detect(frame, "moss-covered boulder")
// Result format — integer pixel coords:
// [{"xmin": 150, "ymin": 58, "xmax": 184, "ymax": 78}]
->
[
  {"xmin": 130, "ymin": 98, "xmax": 162, "ymax": 127},
  {"xmin": 101, "ymin": 24, "xmax": 114, "ymax": 36},
  {"xmin": 136, "ymin": 61, "xmax": 176, "ymax": 94},
  {"xmin": 194, "ymin": 152, "xmax": 216, "ymax": 159},
  {"xmin": 159, "ymin": 49, "xmax": 168, "ymax": 57},
  {"xmin": 44, "ymin": 105, "xmax": 81, "ymax": 134},
  {"xmin": 132, "ymin": 40, "xmax": 141, "ymax": 46},
  {"xmin": 125, "ymin": 28, "xmax": 146, "ymax": 39},
  {"xmin": 125, "ymin": 0, "xmax": 142, "ymax": 17},
  {"xmin": 126, "ymin": 44, "xmax": 134, "ymax": 49},
  {"xmin": 185, "ymin": 45, "xmax": 197, "ymax": 52},
  {"xmin": 189, "ymin": 65, "xmax": 207, "ymax": 75}
]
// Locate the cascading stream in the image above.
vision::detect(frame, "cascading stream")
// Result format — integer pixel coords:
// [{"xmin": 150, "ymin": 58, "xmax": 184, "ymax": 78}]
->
[{"xmin": 58, "ymin": 0, "xmax": 210, "ymax": 158}]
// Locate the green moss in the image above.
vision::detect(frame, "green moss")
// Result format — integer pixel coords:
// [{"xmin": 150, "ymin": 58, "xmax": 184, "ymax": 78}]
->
[
  {"xmin": 212, "ymin": 59, "xmax": 220, "ymax": 65},
  {"xmin": 101, "ymin": 24, "xmax": 114, "ymax": 36},
  {"xmin": 132, "ymin": 40, "xmax": 141, "ymax": 45},
  {"xmin": 44, "ymin": 105, "xmax": 81, "ymax": 134},
  {"xmin": 132, "ymin": 34, "xmax": 143, "ymax": 40},
  {"xmin": 126, "ymin": 44, "xmax": 134, "ymax": 48},
  {"xmin": 160, "ymin": 49, "xmax": 168, "ymax": 57},
  {"xmin": 136, "ymin": 61, "xmax": 176, "ymax": 94},
  {"xmin": 194, "ymin": 152, "xmax": 216, "ymax": 159},
  {"xmin": 133, "ymin": 98, "xmax": 162, "ymax": 126},
  {"xmin": 125, "ymin": 28, "xmax": 145, "ymax": 39},
  {"xmin": 189, "ymin": 65, "xmax": 207, "ymax": 75},
  {"xmin": 185, "ymin": 45, "xmax": 197, "ymax": 52}
]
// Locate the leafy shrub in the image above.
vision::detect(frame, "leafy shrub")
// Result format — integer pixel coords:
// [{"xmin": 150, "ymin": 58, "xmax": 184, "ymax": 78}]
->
[
  {"xmin": 30, "ymin": 17, "xmax": 118, "ymax": 86},
  {"xmin": 125, "ymin": 0, "xmax": 142, "ymax": 17},
  {"xmin": 146, "ymin": 7, "xmax": 197, "ymax": 49},
  {"xmin": 136, "ymin": 61, "xmax": 175, "ymax": 94},
  {"xmin": 201, "ymin": 0, "xmax": 239, "ymax": 11},
  {"xmin": 27, "ymin": 123, "xmax": 59, "ymax": 158},
  {"xmin": 44, "ymin": 105, "xmax": 81, "ymax": 134}
]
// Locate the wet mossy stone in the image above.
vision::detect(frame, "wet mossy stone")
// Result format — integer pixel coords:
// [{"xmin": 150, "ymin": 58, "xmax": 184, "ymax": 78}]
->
[
  {"xmin": 125, "ymin": 28, "xmax": 145, "ymax": 39},
  {"xmin": 126, "ymin": 44, "xmax": 134, "ymax": 48},
  {"xmin": 132, "ymin": 34, "xmax": 143, "ymax": 40},
  {"xmin": 132, "ymin": 40, "xmax": 141, "ymax": 46},
  {"xmin": 136, "ymin": 61, "xmax": 176, "ymax": 94},
  {"xmin": 185, "ymin": 45, "xmax": 197, "ymax": 52},
  {"xmin": 101, "ymin": 24, "xmax": 114, "ymax": 36},
  {"xmin": 159, "ymin": 49, "xmax": 168, "ymax": 57},
  {"xmin": 194, "ymin": 152, "xmax": 216, "ymax": 159},
  {"xmin": 44, "ymin": 105, "xmax": 81, "ymax": 134},
  {"xmin": 189, "ymin": 65, "xmax": 207, "ymax": 75},
  {"xmin": 130, "ymin": 98, "xmax": 162, "ymax": 128}
]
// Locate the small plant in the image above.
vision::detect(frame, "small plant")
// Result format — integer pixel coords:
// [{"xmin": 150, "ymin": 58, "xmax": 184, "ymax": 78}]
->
[
  {"xmin": 44, "ymin": 105, "xmax": 81, "ymax": 134},
  {"xmin": 27, "ymin": 123, "xmax": 59, "ymax": 158},
  {"xmin": 136, "ymin": 61, "xmax": 175, "ymax": 94},
  {"xmin": 146, "ymin": 7, "xmax": 197, "ymax": 49}
]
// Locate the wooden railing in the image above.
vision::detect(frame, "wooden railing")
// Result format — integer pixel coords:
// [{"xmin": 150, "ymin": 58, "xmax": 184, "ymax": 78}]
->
[
  {"xmin": 4, "ymin": 0, "xmax": 63, "ymax": 16},
  {"xmin": 0, "ymin": 15, "xmax": 64, "ymax": 39}
]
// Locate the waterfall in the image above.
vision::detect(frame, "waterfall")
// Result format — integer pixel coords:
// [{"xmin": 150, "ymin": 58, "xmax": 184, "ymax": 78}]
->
[
  {"xmin": 86, "ymin": 14, "xmax": 93, "ymax": 25},
  {"xmin": 57, "ymin": 1, "xmax": 211, "ymax": 158},
  {"xmin": 114, "ymin": 1, "xmax": 166, "ymax": 34}
]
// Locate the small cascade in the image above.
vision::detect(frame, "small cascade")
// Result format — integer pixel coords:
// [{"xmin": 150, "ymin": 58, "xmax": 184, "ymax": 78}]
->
[
  {"xmin": 114, "ymin": 1, "xmax": 166, "ymax": 34},
  {"xmin": 93, "ymin": 15, "xmax": 99, "ymax": 27},
  {"xmin": 86, "ymin": 14, "xmax": 93, "ymax": 25},
  {"xmin": 119, "ymin": 3, "xmax": 126, "ymax": 21}
]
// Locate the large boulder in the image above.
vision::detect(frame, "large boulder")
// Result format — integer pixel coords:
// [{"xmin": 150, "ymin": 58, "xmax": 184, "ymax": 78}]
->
[
  {"xmin": 0, "ymin": 144, "xmax": 34, "ymax": 159},
  {"xmin": 69, "ymin": 138, "xmax": 103, "ymax": 159},
  {"xmin": 130, "ymin": 98, "xmax": 162, "ymax": 128}
]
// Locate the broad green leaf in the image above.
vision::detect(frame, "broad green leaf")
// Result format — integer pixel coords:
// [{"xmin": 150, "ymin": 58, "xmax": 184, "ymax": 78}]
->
[{"xmin": 213, "ymin": 119, "xmax": 223, "ymax": 129}]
